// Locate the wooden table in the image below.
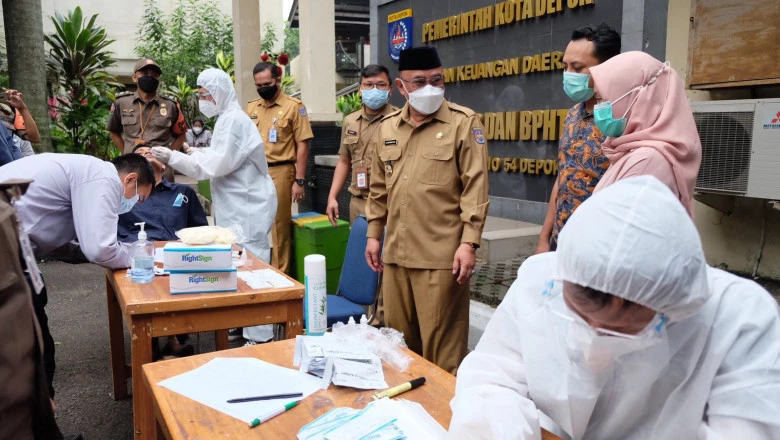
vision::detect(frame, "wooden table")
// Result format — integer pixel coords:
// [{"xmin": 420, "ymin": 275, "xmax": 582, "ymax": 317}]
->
[
  {"xmin": 143, "ymin": 339, "xmax": 562, "ymax": 440},
  {"xmin": 106, "ymin": 243, "xmax": 304, "ymax": 439}
]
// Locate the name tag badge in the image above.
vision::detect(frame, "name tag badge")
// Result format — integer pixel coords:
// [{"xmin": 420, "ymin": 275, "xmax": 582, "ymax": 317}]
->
[
  {"xmin": 269, "ymin": 128, "xmax": 277, "ymax": 143},
  {"xmin": 355, "ymin": 167, "xmax": 368, "ymax": 189},
  {"xmin": 173, "ymin": 193, "xmax": 188, "ymax": 207},
  {"xmin": 19, "ymin": 231, "xmax": 44, "ymax": 294}
]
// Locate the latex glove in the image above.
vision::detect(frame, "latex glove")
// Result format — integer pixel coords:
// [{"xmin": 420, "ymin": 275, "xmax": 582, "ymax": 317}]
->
[
  {"xmin": 151, "ymin": 146, "xmax": 172, "ymax": 164},
  {"xmin": 186, "ymin": 147, "xmax": 201, "ymax": 156}
]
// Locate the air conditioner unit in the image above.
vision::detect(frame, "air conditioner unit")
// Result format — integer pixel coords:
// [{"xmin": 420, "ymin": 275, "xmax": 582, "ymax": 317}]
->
[{"xmin": 690, "ymin": 98, "xmax": 780, "ymax": 199}]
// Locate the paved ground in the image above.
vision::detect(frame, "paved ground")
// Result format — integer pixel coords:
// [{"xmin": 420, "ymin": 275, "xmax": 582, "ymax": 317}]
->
[{"xmin": 41, "ymin": 256, "xmax": 780, "ymax": 439}]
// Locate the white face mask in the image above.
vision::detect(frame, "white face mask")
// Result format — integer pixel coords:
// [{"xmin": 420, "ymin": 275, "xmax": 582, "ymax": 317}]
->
[
  {"xmin": 546, "ymin": 290, "xmax": 668, "ymax": 373},
  {"xmin": 192, "ymin": 126, "xmax": 203, "ymax": 135},
  {"xmin": 118, "ymin": 180, "xmax": 139, "ymax": 215},
  {"xmin": 199, "ymin": 100, "xmax": 218, "ymax": 118},
  {"xmin": 403, "ymin": 84, "xmax": 445, "ymax": 115}
]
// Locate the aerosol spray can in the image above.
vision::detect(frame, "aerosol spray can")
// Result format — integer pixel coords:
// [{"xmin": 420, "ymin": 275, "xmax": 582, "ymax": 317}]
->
[{"xmin": 304, "ymin": 254, "xmax": 327, "ymax": 335}]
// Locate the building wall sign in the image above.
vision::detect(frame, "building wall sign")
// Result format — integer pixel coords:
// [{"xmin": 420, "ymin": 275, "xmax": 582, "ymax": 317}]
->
[
  {"xmin": 388, "ymin": 9, "xmax": 414, "ymax": 62},
  {"xmin": 378, "ymin": 0, "xmax": 667, "ymax": 205}
]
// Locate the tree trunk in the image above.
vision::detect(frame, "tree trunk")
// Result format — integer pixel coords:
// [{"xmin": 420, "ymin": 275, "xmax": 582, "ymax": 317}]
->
[{"xmin": 2, "ymin": 0, "xmax": 52, "ymax": 153}]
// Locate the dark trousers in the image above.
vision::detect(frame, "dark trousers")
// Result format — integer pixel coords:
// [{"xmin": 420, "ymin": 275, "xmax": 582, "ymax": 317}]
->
[{"xmin": 25, "ymin": 271, "xmax": 55, "ymax": 398}]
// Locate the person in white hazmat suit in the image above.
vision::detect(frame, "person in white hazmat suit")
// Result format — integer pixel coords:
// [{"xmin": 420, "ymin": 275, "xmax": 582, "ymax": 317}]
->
[
  {"xmin": 449, "ymin": 176, "xmax": 780, "ymax": 440},
  {"xmin": 152, "ymin": 68, "xmax": 278, "ymax": 342}
]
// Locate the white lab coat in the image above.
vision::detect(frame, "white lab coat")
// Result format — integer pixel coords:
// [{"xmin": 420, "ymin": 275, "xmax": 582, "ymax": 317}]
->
[
  {"xmin": 166, "ymin": 69, "xmax": 277, "ymax": 262},
  {"xmin": 449, "ymin": 176, "xmax": 780, "ymax": 440}
]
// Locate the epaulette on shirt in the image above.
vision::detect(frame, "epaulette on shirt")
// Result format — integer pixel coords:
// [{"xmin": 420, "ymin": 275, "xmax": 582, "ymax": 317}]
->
[
  {"xmin": 159, "ymin": 94, "xmax": 179, "ymax": 103},
  {"xmin": 248, "ymin": 97, "xmax": 262, "ymax": 105},
  {"xmin": 286, "ymin": 95, "xmax": 304, "ymax": 105},
  {"xmin": 115, "ymin": 90, "xmax": 133, "ymax": 99},
  {"xmin": 381, "ymin": 108, "xmax": 403, "ymax": 122},
  {"xmin": 448, "ymin": 102, "xmax": 476, "ymax": 117}
]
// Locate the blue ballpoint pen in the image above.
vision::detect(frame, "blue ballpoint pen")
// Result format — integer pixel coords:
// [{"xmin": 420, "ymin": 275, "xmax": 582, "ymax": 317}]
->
[{"xmin": 248, "ymin": 401, "xmax": 300, "ymax": 429}]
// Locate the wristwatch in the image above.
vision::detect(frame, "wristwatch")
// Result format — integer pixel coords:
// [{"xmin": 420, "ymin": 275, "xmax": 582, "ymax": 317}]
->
[
  {"xmin": 295, "ymin": 178, "xmax": 305, "ymax": 186},
  {"xmin": 467, "ymin": 242, "xmax": 480, "ymax": 250}
]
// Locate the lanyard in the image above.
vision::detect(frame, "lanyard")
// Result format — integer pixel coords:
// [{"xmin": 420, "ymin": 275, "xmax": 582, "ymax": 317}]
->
[
  {"xmin": 138, "ymin": 101, "xmax": 157, "ymax": 140},
  {"xmin": 357, "ymin": 114, "xmax": 381, "ymax": 166}
]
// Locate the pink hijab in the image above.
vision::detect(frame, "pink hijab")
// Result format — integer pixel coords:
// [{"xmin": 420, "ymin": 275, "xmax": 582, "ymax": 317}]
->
[{"xmin": 590, "ymin": 51, "xmax": 701, "ymax": 216}]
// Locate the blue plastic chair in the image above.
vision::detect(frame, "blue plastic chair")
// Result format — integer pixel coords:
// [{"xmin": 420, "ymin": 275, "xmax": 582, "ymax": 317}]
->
[{"xmin": 326, "ymin": 215, "xmax": 383, "ymax": 327}]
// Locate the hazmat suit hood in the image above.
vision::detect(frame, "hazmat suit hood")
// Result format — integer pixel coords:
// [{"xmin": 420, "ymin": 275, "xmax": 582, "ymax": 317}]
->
[
  {"xmin": 556, "ymin": 175, "xmax": 709, "ymax": 321},
  {"xmin": 197, "ymin": 68, "xmax": 241, "ymax": 116},
  {"xmin": 165, "ymin": 68, "xmax": 277, "ymax": 265}
]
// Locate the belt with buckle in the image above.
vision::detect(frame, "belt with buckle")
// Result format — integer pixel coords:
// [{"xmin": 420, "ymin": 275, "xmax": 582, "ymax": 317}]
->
[{"xmin": 268, "ymin": 160, "xmax": 296, "ymax": 167}]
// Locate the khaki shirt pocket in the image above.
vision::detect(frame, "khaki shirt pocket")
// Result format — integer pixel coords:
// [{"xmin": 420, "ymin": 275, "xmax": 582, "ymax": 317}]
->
[
  {"xmin": 153, "ymin": 115, "xmax": 172, "ymax": 130},
  {"xmin": 120, "ymin": 112, "xmax": 138, "ymax": 127},
  {"xmin": 378, "ymin": 147, "xmax": 402, "ymax": 186},
  {"xmin": 418, "ymin": 146, "xmax": 455, "ymax": 185},
  {"xmin": 276, "ymin": 118, "xmax": 293, "ymax": 145}
]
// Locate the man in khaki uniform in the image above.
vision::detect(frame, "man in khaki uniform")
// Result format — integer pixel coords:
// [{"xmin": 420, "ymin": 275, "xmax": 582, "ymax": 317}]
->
[
  {"xmin": 327, "ymin": 64, "xmax": 398, "ymax": 225},
  {"xmin": 247, "ymin": 62, "xmax": 313, "ymax": 274},
  {"xmin": 0, "ymin": 179, "xmax": 62, "ymax": 440},
  {"xmin": 365, "ymin": 47, "xmax": 489, "ymax": 374},
  {"xmin": 107, "ymin": 58, "xmax": 188, "ymax": 181}
]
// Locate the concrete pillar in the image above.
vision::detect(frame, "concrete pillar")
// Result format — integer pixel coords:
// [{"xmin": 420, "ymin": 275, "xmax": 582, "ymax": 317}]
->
[
  {"xmin": 260, "ymin": 0, "xmax": 284, "ymax": 54},
  {"xmin": 298, "ymin": 0, "xmax": 341, "ymax": 122},
  {"xmin": 232, "ymin": 0, "xmax": 262, "ymax": 108}
]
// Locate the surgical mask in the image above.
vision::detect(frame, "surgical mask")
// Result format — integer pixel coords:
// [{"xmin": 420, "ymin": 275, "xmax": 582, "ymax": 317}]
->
[
  {"xmin": 257, "ymin": 85, "xmax": 279, "ymax": 101},
  {"xmin": 545, "ymin": 288, "xmax": 667, "ymax": 373},
  {"xmin": 593, "ymin": 86, "xmax": 642, "ymax": 137},
  {"xmin": 593, "ymin": 61, "xmax": 670, "ymax": 137},
  {"xmin": 361, "ymin": 87, "xmax": 390, "ymax": 110},
  {"xmin": 403, "ymin": 84, "xmax": 445, "ymax": 115},
  {"xmin": 137, "ymin": 76, "xmax": 159, "ymax": 94},
  {"xmin": 562, "ymin": 71, "xmax": 594, "ymax": 102},
  {"xmin": 199, "ymin": 100, "xmax": 218, "ymax": 118},
  {"xmin": 119, "ymin": 180, "xmax": 139, "ymax": 214},
  {"xmin": 192, "ymin": 126, "xmax": 203, "ymax": 135}
]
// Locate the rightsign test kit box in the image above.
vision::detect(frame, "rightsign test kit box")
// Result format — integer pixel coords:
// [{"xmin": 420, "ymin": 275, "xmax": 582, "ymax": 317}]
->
[
  {"xmin": 163, "ymin": 242, "xmax": 232, "ymax": 271},
  {"xmin": 169, "ymin": 269, "xmax": 238, "ymax": 294}
]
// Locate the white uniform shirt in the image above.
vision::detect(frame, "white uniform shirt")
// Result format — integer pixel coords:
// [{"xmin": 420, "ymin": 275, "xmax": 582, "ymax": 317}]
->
[{"xmin": 0, "ymin": 153, "xmax": 132, "ymax": 269}]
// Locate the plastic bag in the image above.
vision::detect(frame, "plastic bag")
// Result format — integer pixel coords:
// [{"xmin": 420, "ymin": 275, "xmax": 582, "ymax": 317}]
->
[
  {"xmin": 175, "ymin": 224, "xmax": 246, "ymax": 245},
  {"xmin": 331, "ymin": 315, "xmax": 413, "ymax": 372}
]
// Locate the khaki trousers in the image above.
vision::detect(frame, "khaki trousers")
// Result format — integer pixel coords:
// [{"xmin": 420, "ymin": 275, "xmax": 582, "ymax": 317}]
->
[
  {"xmin": 383, "ymin": 264, "xmax": 470, "ymax": 374},
  {"xmin": 349, "ymin": 196, "xmax": 367, "ymax": 224},
  {"xmin": 268, "ymin": 164, "xmax": 295, "ymax": 274}
]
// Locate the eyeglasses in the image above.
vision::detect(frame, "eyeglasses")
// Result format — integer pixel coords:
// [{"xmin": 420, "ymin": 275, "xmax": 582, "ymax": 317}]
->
[
  {"xmin": 400, "ymin": 75, "xmax": 445, "ymax": 89},
  {"xmin": 195, "ymin": 91, "xmax": 212, "ymax": 99},
  {"xmin": 361, "ymin": 81, "xmax": 390, "ymax": 90}
]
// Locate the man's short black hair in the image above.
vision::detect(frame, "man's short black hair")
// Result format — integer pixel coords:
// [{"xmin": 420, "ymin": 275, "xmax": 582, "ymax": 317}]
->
[
  {"xmin": 111, "ymin": 153, "xmax": 155, "ymax": 185},
  {"xmin": 252, "ymin": 61, "xmax": 280, "ymax": 79},
  {"xmin": 361, "ymin": 64, "xmax": 391, "ymax": 81},
  {"xmin": 571, "ymin": 23, "xmax": 621, "ymax": 63},
  {"xmin": 131, "ymin": 143, "xmax": 151, "ymax": 153}
]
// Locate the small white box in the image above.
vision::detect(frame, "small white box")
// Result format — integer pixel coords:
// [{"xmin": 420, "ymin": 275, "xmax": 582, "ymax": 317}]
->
[
  {"xmin": 169, "ymin": 269, "xmax": 238, "ymax": 294},
  {"xmin": 163, "ymin": 242, "xmax": 232, "ymax": 271}
]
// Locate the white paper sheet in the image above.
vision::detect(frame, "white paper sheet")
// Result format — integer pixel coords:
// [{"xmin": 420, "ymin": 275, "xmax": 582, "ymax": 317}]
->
[
  {"xmin": 238, "ymin": 269, "xmax": 296, "ymax": 289},
  {"xmin": 157, "ymin": 357, "xmax": 322, "ymax": 424}
]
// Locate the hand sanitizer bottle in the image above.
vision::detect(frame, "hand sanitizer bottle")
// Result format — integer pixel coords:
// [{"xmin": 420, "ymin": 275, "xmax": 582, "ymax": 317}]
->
[{"xmin": 130, "ymin": 222, "xmax": 155, "ymax": 284}]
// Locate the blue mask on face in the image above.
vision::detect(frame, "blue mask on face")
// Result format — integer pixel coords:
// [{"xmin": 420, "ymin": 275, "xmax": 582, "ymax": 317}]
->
[
  {"xmin": 563, "ymin": 71, "xmax": 594, "ymax": 102},
  {"xmin": 593, "ymin": 61, "xmax": 670, "ymax": 138},
  {"xmin": 118, "ymin": 180, "xmax": 139, "ymax": 214},
  {"xmin": 361, "ymin": 87, "xmax": 390, "ymax": 110},
  {"xmin": 593, "ymin": 86, "xmax": 642, "ymax": 137}
]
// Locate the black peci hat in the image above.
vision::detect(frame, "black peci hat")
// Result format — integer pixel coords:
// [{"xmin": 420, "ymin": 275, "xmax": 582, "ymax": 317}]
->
[{"xmin": 398, "ymin": 47, "xmax": 442, "ymax": 71}]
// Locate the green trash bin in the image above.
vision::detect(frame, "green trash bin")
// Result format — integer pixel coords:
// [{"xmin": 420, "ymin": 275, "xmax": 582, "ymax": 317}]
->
[
  {"xmin": 197, "ymin": 180, "xmax": 212, "ymax": 202},
  {"xmin": 293, "ymin": 218, "xmax": 350, "ymax": 294}
]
